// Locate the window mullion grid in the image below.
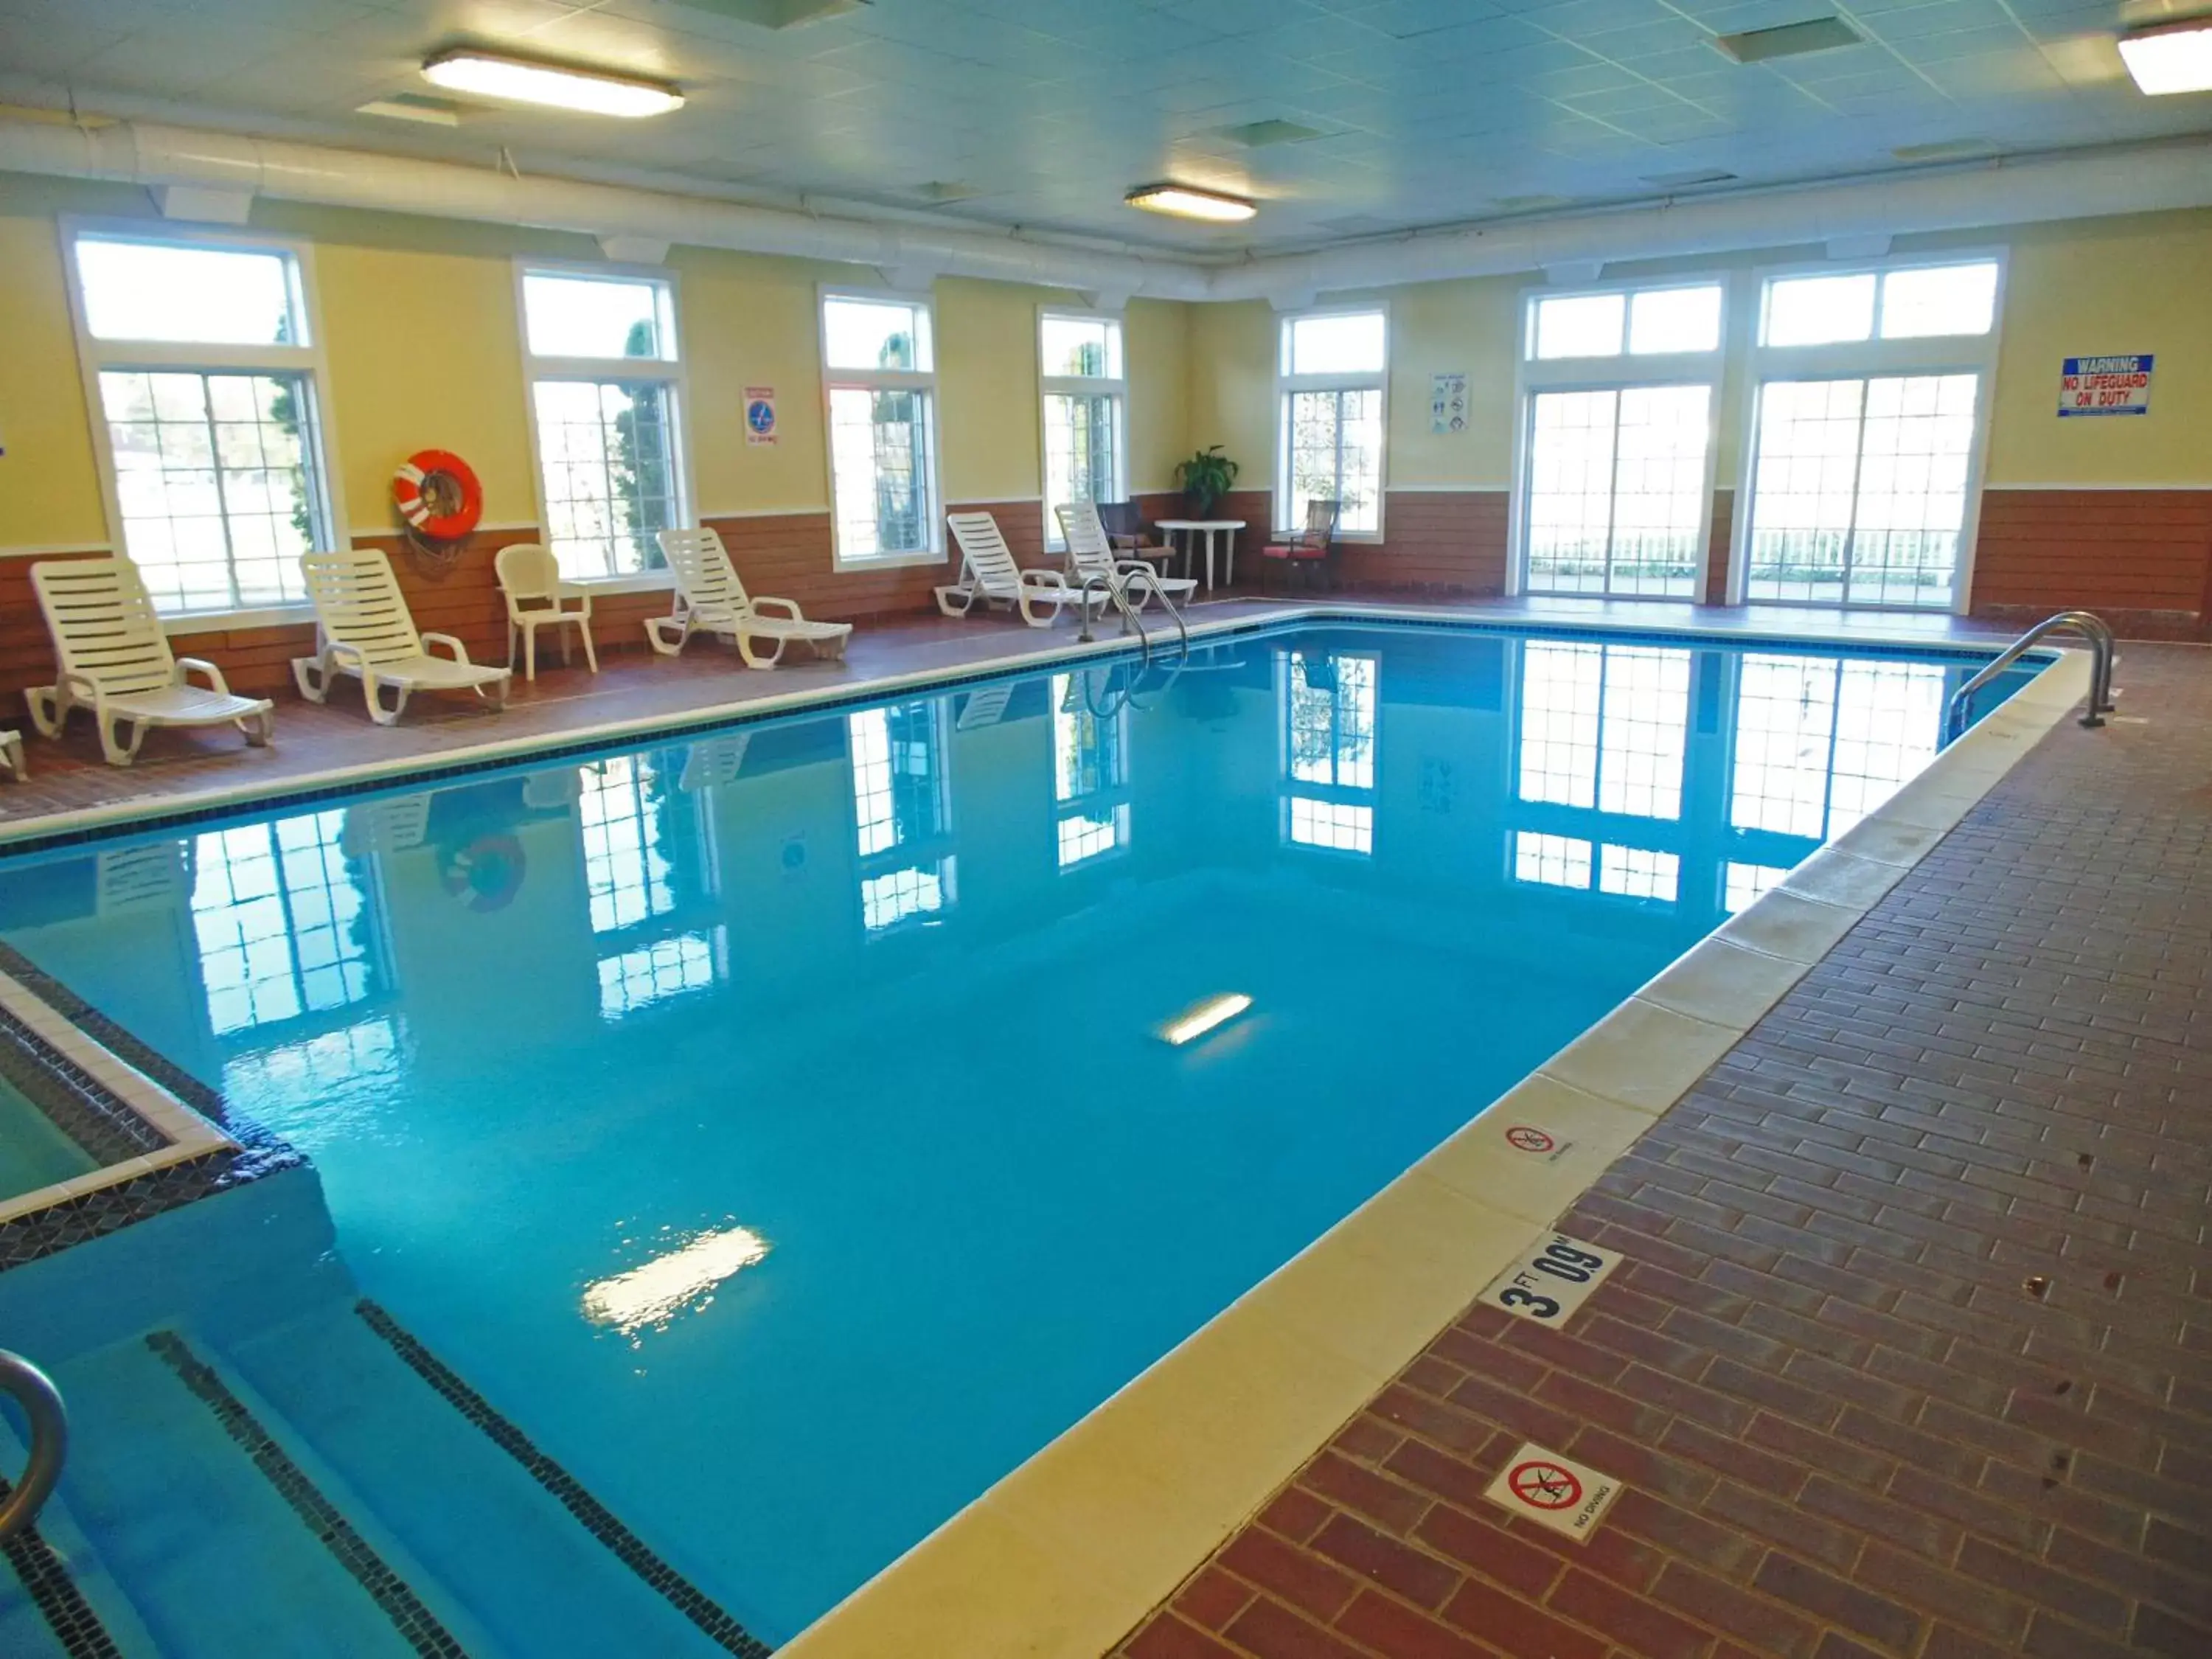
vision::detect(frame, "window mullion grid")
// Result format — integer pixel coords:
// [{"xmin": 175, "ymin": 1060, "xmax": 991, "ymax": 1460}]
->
[
  {"xmin": 197, "ymin": 374, "xmax": 247, "ymax": 611},
  {"xmin": 1841, "ymin": 380, "xmax": 1871, "ymax": 605}
]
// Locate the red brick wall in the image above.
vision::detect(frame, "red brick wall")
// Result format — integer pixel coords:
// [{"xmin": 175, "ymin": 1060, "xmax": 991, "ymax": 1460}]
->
[
  {"xmin": 1968, "ymin": 488, "xmax": 2212, "ymax": 640},
  {"xmin": 1338, "ymin": 492, "xmax": 1510, "ymax": 596}
]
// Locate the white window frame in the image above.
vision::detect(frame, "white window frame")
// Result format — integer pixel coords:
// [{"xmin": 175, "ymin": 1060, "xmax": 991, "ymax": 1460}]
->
[
  {"xmin": 515, "ymin": 258, "xmax": 695, "ymax": 592},
  {"xmin": 1037, "ymin": 307, "xmax": 1128, "ymax": 553},
  {"xmin": 1275, "ymin": 304, "xmax": 1390, "ymax": 540},
  {"xmin": 819, "ymin": 285, "xmax": 945, "ymax": 570},
  {"xmin": 1729, "ymin": 250, "xmax": 2008, "ymax": 614},
  {"xmin": 1507, "ymin": 275, "xmax": 1728, "ymax": 600},
  {"xmin": 60, "ymin": 217, "xmax": 349, "ymax": 629}
]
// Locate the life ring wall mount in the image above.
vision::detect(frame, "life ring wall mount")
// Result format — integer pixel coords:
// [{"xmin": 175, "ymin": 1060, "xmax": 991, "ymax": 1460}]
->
[{"xmin": 392, "ymin": 450, "xmax": 484, "ymax": 569}]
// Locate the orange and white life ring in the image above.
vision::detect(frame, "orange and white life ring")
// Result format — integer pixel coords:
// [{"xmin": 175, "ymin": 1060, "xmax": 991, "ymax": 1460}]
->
[
  {"xmin": 441, "ymin": 834, "xmax": 525, "ymax": 914},
  {"xmin": 392, "ymin": 450, "xmax": 483, "ymax": 543}
]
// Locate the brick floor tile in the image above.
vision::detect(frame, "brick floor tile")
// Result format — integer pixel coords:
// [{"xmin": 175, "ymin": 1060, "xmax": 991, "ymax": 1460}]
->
[
  {"xmin": 1544, "ymin": 1568, "xmax": 1715, "ymax": 1659},
  {"xmin": 1127, "ymin": 1613, "xmax": 1248, "ymax": 1659},
  {"xmin": 1175, "ymin": 1568, "xmax": 1258, "ymax": 1631},
  {"xmin": 1652, "ymin": 1561, "xmax": 1823, "ymax": 1659},
  {"xmin": 1333, "ymin": 1591, "xmax": 1498, "ymax": 1659},
  {"xmin": 1222, "ymin": 1596, "xmax": 1371, "ymax": 1659},
  {"xmin": 1221, "ymin": 1529, "xmax": 1360, "ymax": 1623},
  {"xmin": 1753, "ymin": 1552, "xmax": 1924, "ymax": 1652},
  {"xmin": 1310, "ymin": 1514, "xmax": 1461, "ymax": 1611}
]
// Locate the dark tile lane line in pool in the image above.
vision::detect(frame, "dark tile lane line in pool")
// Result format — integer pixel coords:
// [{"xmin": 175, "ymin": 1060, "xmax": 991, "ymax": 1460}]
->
[
  {"xmin": 0, "ymin": 1006, "xmax": 170, "ymax": 1166},
  {"xmin": 0, "ymin": 1470, "xmax": 125, "ymax": 1659},
  {"xmin": 144, "ymin": 1331, "xmax": 471, "ymax": 1659},
  {"xmin": 354, "ymin": 1300, "xmax": 776, "ymax": 1658}
]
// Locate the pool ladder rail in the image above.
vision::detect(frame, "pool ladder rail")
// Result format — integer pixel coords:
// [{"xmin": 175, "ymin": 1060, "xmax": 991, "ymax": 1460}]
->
[
  {"xmin": 0, "ymin": 1349, "xmax": 66, "ymax": 1541},
  {"xmin": 1944, "ymin": 609, "xmax": 2116, "ymax": 741}
]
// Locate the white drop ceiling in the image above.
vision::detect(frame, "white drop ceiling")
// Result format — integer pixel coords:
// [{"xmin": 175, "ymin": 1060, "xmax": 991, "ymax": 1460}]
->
[{"xmin": 0, "ymin": 0, "xmax": 2205, "ymax": 254}]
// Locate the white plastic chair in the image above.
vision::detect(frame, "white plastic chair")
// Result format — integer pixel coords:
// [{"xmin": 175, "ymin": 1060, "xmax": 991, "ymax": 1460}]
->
[
  {"xmin": 648, "ymin": 528, "xmax": 852, "ymax": 668},
  {"xmin": 495, "ymin": 543, "xmax": 597, "ymax": 681},
  {"xmin": 23, "ymin": 557, "xmax": 274, "ymax": 766},
  {"xmin": 0, "ymin": 731, "xmax": 24, "ymax": 782},
  {"xmin": 939, "ymin": 512, "xmax": 1105, "ymax": 627},
  {"xmin": 293, "ymin": 548, "xmax": 510, "ymax": 725},
  {"xmin": 1057, "ymin": 501, "xmax": 1197, "ymax": 611}
]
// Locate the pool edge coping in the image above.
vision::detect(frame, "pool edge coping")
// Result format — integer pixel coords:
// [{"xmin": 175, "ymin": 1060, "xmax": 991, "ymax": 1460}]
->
[{"xmin": 769, "ymin": 644, "xmax": 2096, "ymax": 1659}]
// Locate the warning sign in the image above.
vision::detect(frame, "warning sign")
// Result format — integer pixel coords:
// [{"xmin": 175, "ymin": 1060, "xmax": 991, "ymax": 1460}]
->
[
  {"xmin": 2058, "ymin": 355, "xmax": 2152, "ymax": 418},
  {"xmin": 1478, "ymin": 1232, "xmax": 1621, "ymax": 1327},
  {"xmin": 1505, "ymin": 1125, "xmax": 1556, "ymax": 1154},
  {"xmin": 744, "ymin": 386, "xmax": 778, "ymax": 445},
  {"xmin": 1485, "ymin": 1441, "xmax": 1622, "ymax": 1541}
]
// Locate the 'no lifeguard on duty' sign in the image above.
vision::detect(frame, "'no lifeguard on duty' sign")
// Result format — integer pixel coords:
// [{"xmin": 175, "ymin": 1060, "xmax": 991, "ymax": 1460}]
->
[{"xmin": 2059, "ymin": 355, "xmax": 2153, "ymax": 418}]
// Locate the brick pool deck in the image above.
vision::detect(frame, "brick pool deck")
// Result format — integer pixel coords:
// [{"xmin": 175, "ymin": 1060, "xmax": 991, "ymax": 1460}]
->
[{"xmin": 1117, "ymin": 643, "xmax": 2212, "ymax": 1659}]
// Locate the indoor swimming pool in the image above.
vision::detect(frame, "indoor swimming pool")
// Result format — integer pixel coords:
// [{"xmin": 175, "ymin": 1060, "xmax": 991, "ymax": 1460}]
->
[{"xmin": 0, "ymin": 619, "xmax": 2039, "ymax": 1655}]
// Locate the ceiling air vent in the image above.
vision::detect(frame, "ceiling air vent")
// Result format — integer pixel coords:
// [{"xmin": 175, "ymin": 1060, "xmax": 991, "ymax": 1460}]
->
[
  {"xmin": 1491, "ymin": 194, "xmax": 1573, "ymax": 213},
  {"xmin": 909, "ymin": 181, "xmax": 982, "ymax": 205},
  {"xmin": 1713, "ymin": 16, "xmax": 1863, "ymax": 63},
  {"xmin": 356, "ymin": 93, "xmax": 466, "ymax": 126},
  {"xmin": 1641, "ymin": 168, "xmax": 1739, "ymax": 188},
  {"xmin": 1215, "ymin": 119, "xmax": 1328, "ymax": 148},
  {"xmin": 1891, "ymin": 138, "xmax": 2001, "ymax": 162},
  {"xmin": 664, "ymin": 0, "xmax": 868, "ymax": 27}
]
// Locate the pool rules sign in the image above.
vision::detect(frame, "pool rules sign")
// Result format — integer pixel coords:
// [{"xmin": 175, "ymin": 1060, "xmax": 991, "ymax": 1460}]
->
[{"xmin": 2059, "ymin": 355, "xmax": 2153, "ymax": 417}]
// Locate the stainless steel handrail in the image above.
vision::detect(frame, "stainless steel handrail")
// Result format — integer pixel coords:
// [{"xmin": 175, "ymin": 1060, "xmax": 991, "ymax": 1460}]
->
[
  {"xmin": 0, "ymin": 1351, "xmax": 66, "ymax": 1540},
  {"xmin": 1945, "ymin": 610, "xmax": 2116, "ymax": 740}
]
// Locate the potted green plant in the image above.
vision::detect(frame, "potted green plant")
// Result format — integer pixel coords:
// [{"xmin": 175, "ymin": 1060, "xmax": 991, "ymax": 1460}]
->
[{"xmin": 1175, "ymin": 445, "xmax": 1239, "ymax": 517}]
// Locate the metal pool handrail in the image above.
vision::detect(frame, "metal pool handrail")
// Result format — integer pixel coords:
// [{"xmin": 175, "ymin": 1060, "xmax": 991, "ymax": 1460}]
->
[
  {"xmin": 0, "ymin": 1350, "xmax": 66, "ymax": 1540},
  {"xmin": 1945, "ymin": 610, "xmax": 2115, "ymax": 740}
]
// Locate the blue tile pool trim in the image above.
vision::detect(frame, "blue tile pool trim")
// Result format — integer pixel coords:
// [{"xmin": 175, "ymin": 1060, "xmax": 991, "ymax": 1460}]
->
[
  {"xmin": 0, "ymin": 1004, "xmax": 169, "ymax": 1167},
  {"xmin": 0, "ymin": 613, "xmax": 2047, "ymax": 862},
  {"xmin": 355, "ymin": 1299, "xmax": 776, "ymax": 1658},
  {"xmin": 0, "ymin": 1470, "xmax": 124, "ymax": 1659},
  {"xmin": 144, "ymin": 1330, "xmax": 471, "ymax": 1659},
  {"xmin": 0, "ymin": 940, "xmax": 301, "ymax": 1273}
]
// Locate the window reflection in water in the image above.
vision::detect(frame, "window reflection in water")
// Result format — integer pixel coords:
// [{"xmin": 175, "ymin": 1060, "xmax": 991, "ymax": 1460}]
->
[
  {"xmin": 849, "ymin": 701, "xmax": 955, "ymax": 932},
  {"xmin": 1517, "ymin": 641, "xmax": 1690, "ymax": 819},
  {"xmin": 192, "ymin": 813, "xmax": 383, "ymax": 1035},
  {"xmin": 580, "ymin": 751, "xmax": 726, "ymax": 1017},
  {"xmin": 1724, "ymin": 862, "xmax": 1790, "ymax": 914},
  {"xmin": 1731, "ymin": 656, "xmax": 1944, "ymax": 839},
  {"xmin": 1052, "ymin": 672, "xmax": 1130, "ymax": 869},
  {"xmin": 1280, "ymin": 650, "xmax": 1378, "ymax": 855}
]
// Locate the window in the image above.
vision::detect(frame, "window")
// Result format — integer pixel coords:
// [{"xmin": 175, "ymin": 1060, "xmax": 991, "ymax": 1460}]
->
[
  {"xmin": 1742, "ymin": 259, "xmax": 2000, "ymax": 611},
  {"xmin": 1742, "ymin": 374, "xmax": 1980, "ymax": 608},
  {"xmin": 849, "ymin": 701, "xmax": 955, "ymax": 931},
  {"xmin": 519, "ymin": 268, "xmax": 688, "ymax": 580},
  {"xmin": 1052, "ymin": 671, "xmax": 1130, "ymax": 868},
  {"xmin": 1509, "ymin": 830, "xmax": 1675, "ymax": 902},
  {"xmin": 1279, "ymin": 309, "xmax": 1387, "ymax": 535},
  {"xmin": 1517, "ymin": 282, "xmax": 1722, "ymax": 599},
  {"xmin": 1279, "ymin": 650, "xmax": 1378, "ymax": 854},
  {"xmin": 191, "ymin": 813, "xmax": 386, "ymax": 1036},
  {"xmin": 67, "ymin": 229, "xmax": 342, "ymax": 615},
  {"xmin": 824, "ymin": 293, "xmax": 939, "ymax": 563},
  {"xmin": 1040, "ymin": 314, "xmax": 1126, "ymax": 552},
  {"xmin": 1761, "ymin": 260, "xmax": 1998, "ymax": 347}
]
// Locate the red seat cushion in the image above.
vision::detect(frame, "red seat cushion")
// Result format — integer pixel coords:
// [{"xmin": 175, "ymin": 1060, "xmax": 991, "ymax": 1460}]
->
[{"xmin": 1262, "ymin": 542, "xmax": 1330, "ymax": 560}]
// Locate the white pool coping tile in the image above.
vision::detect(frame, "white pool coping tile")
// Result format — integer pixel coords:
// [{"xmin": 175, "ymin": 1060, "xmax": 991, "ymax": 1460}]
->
[{"xmin": 776, "ymin": 644, "xmax": 2093, "ymax": 1659}]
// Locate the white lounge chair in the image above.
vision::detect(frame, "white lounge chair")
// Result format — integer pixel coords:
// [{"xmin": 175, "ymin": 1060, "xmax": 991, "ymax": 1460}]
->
[
  {"xmin": 293, "ymin": 548, "xmax": 510, "ymax": 725},
  {"xmin": 1057, "ymin": 501, "xmax": 1198, "ymax": 611},
  {"xmin": 495, "ymin": 542, "xmax": 597, "ymax": 681},
  {"xmin": 24, "ymin": 557, "xmax": 274, "ymax": 765},
  {"xmin": 940, "ymin": 512, "xmax": 1105, "ymax": 627},
  {"xmin": 0, "ymin": 731, "xmax": 21, "ymax": 781},
  {"xmin": 648, "ymin": 528, "xmax": 852, "ymax": 669}
]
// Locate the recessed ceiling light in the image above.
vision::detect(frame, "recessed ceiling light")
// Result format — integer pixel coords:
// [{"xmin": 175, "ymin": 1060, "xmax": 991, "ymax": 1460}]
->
[
  {"xmin": 1713, "ymin": 16, "xmax": 1863, "ymax": 64},
  {"xmin": 1125, "ymin": 183, "xmax": 1256, "ymax": 223},
  {"xmin": 421, "ymin": 49, "xmax": 684, "ymax": 118},
  {"xmin": 2118, "ymin": 18, "xmax": 2212, "ymax": 95}
]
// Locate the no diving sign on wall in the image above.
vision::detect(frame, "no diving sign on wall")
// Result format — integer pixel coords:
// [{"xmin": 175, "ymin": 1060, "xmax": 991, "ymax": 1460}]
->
[{"xmin": 2059, "ymin": 355, "xmax": 2153, "ymax": 417}]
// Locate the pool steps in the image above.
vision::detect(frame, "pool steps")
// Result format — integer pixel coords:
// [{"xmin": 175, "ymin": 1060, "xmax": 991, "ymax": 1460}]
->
[{"xmin": 0, "ymin": 1307, "xmax": 751, "ymax": 1655}]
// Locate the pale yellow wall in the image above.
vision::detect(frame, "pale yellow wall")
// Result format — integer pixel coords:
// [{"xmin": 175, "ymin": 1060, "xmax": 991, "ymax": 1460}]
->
[
  {"xmin": 1183, "ymin": 299, "xmax": 1276, "ymax": 497},
  {"xmin": 934, "ymin": 276, "xmax": 1051, "ymax": 504},
  {"xmin": 1124, "ymin": 297, "xmax": 1189, "ymax": 493},
  {"xmin": 1377, "ymin": 275, "xmax": 1520, "ymax": 490},
  {"xmin": 1981, "ymin": 212, "xmax": 2212, "ymax": 487},
  {"xmin": 675, "ymin": 246, "xmax": 836, "ymax": 514}
]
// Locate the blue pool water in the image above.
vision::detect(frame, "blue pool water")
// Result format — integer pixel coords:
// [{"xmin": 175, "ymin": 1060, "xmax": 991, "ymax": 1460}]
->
[{"xmin": 0, "ymin": 621, "xmax": 2034, "ymax": 1650}]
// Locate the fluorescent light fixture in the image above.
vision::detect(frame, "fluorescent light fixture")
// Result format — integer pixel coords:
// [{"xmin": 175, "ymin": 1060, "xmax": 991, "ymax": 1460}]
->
[
  {"xmin": 582, "ymin": 1225, "xmax": 769, "ymax": 1336},
  {"xmin": 1125, "ymin": 183, "xmax": 1256, "ymax": 223},
  {"xmin": 2118, "ymin": 18, "xmax": 2212, "ymax": 95},
  {"xmin": 1158, "ymin": 992, "xmax": 1253, "ymax": 1046},
  {"xmin": 422, "ymin": 49, "xmax": 684, "ymax": 118}
]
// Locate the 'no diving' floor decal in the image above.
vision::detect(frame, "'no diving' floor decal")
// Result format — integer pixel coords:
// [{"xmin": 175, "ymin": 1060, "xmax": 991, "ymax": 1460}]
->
[{"xmin": 1483, "ymin": 1441, "xmax": 1623, "ymax": 1542}]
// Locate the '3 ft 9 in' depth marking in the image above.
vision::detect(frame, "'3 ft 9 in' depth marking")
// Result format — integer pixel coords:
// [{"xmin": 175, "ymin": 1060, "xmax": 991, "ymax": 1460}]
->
[{"xmin": 1479, "ymin": 1233, "xmax": 1621, "ymax": 1326}]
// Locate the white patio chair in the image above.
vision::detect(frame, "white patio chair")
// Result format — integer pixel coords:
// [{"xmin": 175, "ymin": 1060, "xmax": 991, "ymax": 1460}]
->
[
  {"xmin": 939, "ymin": 512, "xmax": 1105, "ymax": 627},
  {"xmin": 648, "ymin": 528, "xmax": 852, "ymax": 669},
  {"xmin": 495, "ymin": 542, "xmax": 597, "ymax": 681},
  {"xmin": 293, "ymin": 548, "xmax": 510, "ymax": 726},
  {"xmin": 1057, "ymin": 501, "xmax": 1197, "ymax": 611},
  {"xmin": 0, "ymin": 731, "xmax": 21, "ymax": 781},
  {"xmin": 23, "ymin": 557, "xmax": 274, "ymax": 766}
]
